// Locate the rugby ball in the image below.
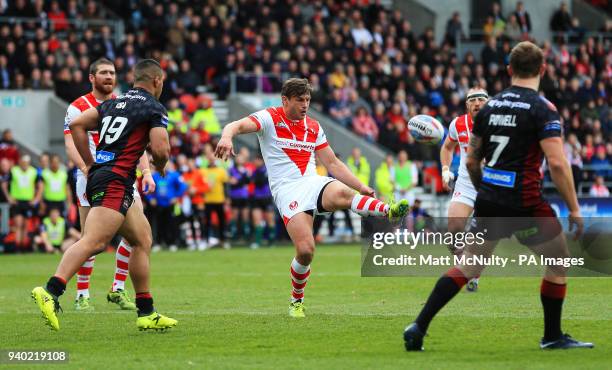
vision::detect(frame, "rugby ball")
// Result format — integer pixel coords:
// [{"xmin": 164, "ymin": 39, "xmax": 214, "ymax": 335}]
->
[{"xmin": 408, "ymin": 115, "xmax": 445, "ymax": 145}]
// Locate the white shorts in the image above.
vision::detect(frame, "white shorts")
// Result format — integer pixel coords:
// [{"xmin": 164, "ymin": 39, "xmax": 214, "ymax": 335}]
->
[
  {"xmin": 75, "ymin": 170, "xmax": 140, "ymax": 208},
  {"xmin": 273, "ymin": 175, "xmax": 335, "ymax": 225},
  {"xmin": 451, "ymin": 176, "xmax": 477, "ymax": 208}
]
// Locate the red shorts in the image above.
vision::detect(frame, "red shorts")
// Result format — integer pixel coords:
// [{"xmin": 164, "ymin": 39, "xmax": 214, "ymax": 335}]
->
[
  {"xmin": 471, "ymin": 198, "xmax": 562, "ymax": 246},
  {"xmin": 86, "ymin": 170, "xmax": 134, "ymax": 216}
]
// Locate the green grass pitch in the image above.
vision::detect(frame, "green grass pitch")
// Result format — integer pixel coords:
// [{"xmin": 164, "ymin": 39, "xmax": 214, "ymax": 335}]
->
[{"xmin": 0, "ymin": 245, "xmax": 610, "ymax": 369}]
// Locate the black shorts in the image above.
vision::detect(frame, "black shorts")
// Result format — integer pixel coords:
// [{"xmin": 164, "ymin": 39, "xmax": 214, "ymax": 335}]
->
[
  {"xmin": 86, "ymin": 171, "xmax": 134, "ymax": 216},
  {"xmin": 470, "ymin": 198, "xmax": 562, "ymax": 246},
  {"xmin": 251, "ymin": 197, "xmax": 274, "ymax": 211},
  {"xmin": 45, "ymin": 200, "xmax": 65, "ymax": 215},
  {"xmin": 10, "ymin": 200, "xmax": 33, "ymax": 217},
  {"xmin": 231, "ymin": 198, "xmax": 249, "ymax": 209}
]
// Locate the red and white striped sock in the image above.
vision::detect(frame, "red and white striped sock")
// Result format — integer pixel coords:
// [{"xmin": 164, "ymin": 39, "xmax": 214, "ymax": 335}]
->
[
  {"xmin": 112, "ymin": 239, "xmax": 132, "ymax": 292},
  {"xmin": 350, "ymin": 195, "xmax": 389, "ymax": 217},
  {"xmin": 290, "ymin": 258, "xmax": 310, "ymax": 303},
  {"xmin": 76, "ymin": 256, "xmax": 95, "ymax": 298}
]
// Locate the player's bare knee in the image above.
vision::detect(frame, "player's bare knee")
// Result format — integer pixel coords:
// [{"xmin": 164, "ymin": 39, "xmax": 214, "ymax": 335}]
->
[
  {"xmin": 447, "ymin": 219, "xmax": 466, "ymax": 234},
  {"xmin": 296, "ymin": 252, "xmax": 313, "ymax": 265},
  {"xmin": 296, "ymin": 242, "xmax": 315, "ymax": 264},
  {"xmin": 341, "ymin": 187, "xmax": 356, "ymax": 206},
  {"xmin": 126, "ymin": 232, "xmax": 152, "ymax": 251},
  {"xmin": 85, "ymin": 238, "xmax": 109, "ymax": 254},
  {"xmin": 137, "ymin": 232, "xmax": 153, "ymax": 251},
  {"xmin": 557, "ymin": 247, "xmax": 570, "ymax": 260}
]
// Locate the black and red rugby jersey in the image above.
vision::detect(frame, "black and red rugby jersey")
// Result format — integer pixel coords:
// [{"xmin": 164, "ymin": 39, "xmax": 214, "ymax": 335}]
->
[
  {"xmin": 91, "ymin": 87, "xmax": 168, "ymax": 183},
  {"xmin": 472, "ymin": 85, "xmax": 562, "ymax": 208}
]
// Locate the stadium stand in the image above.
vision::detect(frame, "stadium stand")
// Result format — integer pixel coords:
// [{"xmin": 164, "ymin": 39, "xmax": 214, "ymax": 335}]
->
[{"xmin": 0, "ymin": 0, "xmax": 609, "ymax": 252}]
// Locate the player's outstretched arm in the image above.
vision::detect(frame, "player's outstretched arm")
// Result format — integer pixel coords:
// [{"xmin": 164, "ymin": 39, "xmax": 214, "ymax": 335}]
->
[
  {"xmin": 215, "ymin": 117, "xmax": 259, "ymax": 160},
  {"xmin": 541, "ymin": 137, "xmax": 583, "ymax": 239},
  {"xmin": 69, "ymin": 107, "xmax": 99, "ymax": 172},
  {"xmin": 149, "ymin": 127, "xmax": 170, "ymax": 176},
  {"xmin": 440, "ymin": 136, "xmax": 458, "ymax": 191},
  {"xmin": 317, "ymin": 145, "xmax": 374, "ymax": 196},
  {"xmin": 465, "ymin": 134, "xmax": 484, "ymax": 190}
]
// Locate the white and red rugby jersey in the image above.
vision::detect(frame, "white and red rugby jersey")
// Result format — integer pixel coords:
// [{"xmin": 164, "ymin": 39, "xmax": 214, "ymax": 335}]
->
[
  {"xmin": 248, "ymin": 107, "xmax": 329, "ymax": 193},
  {"xmin": 448, "ymin": 113, "xmax": 474, "ymax": 183},
  {"xmin": 63, "ymin": 92, "xmax": 115, "ymax": 160}
]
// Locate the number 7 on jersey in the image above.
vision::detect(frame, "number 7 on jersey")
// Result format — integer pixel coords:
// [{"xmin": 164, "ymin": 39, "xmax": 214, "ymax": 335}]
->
[{"xmin": 488, "ymin": 135, "xmax": 509, "ymax": 167}]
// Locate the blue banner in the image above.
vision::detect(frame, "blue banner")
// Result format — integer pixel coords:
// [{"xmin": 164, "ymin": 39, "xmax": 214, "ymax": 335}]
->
[{"xmin": 547, "ymin": 197, "xmax": 612, "ymax": 217}]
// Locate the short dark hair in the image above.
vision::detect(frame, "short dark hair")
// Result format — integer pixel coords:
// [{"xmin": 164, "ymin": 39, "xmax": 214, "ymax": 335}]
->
[
  {"xmin": 89, "ymin": 58, "xmax": 114, "ymax": 75},
  {"xmin": 509, "ymin": 41, "xmax": 543, "ymax": 78},
  {"xmin": 281, "ymin": 78, "xmax": 312, "ymax": 99},
  {"xmin": 134, "ymin": 59, "xmax": 163, "ymax": 83}
]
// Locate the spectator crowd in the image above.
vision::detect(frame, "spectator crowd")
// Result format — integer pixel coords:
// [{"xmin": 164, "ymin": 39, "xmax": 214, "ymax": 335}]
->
[{"xmin": 0, "ymin": 1, "xmax": 610, "ymax": 252}]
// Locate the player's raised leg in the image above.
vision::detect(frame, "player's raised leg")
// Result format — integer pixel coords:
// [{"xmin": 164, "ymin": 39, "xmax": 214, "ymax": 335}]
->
[
  {"xmin": 286, "ymin": 212, "xmax": 315, "ymax": 318},
  {"xmin": 118, "ymin": 201, "xmax": 177, "ymax": 330},
  {"xmin": 32, "ymin": 206, "xmax": 124, "ymax": 331},
  {"xmin": 320, "ymin": 180, "xmax": 408, "ymax": 218}
]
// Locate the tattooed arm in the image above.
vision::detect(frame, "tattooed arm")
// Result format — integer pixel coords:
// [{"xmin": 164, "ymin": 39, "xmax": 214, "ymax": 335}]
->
[{"xmin": 466, "ymin": 134, "xmax": 484, "ymax": 190}]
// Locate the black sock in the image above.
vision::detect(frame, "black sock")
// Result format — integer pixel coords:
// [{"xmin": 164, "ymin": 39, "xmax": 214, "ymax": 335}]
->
[
  {"xmin": 415, "ymin": 268, "xmax": 468, "ymax": 333},
  {"xmin": 135, "ymin": 292, "xmax": 155, "ymax": 316},
  {"xmin": 540, "ymin": 280, "xmax": 565, "ymax": 341},
  {"xmin": 45, "ymin": 276, "xmax": 66, "ymax": 298}
]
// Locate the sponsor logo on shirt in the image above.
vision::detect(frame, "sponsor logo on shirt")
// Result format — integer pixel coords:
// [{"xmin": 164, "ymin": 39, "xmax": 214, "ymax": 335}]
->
[
  {"xmin": 95, "ymin": 150, "xmax": 115, "ymax": 163},
  {"xmin": 117, "ymin": 92, "xmax": 146, "ymax": 101},
  {"xmin": 487, "ymin": 99, "xmax": 531, "ymax": 110},
  {"xmin": 482, "ymin": 167, "xmax": 516, "ymax": 188},
  {"xmin": 275, "ymin": 139, "xmax": 316, "ymax": 151},
  {"xmin": 543, "ymin": 120, "xmax": 561, "ymax": 131}
]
